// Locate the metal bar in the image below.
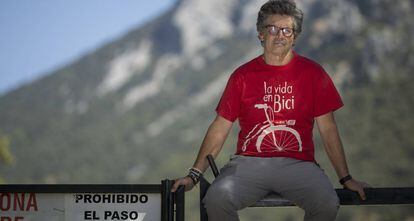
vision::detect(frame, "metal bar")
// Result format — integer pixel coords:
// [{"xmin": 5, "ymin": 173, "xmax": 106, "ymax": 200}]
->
[
  {"xmin": 200, "ymin": 177, "xmax": 210, "ymax": 221},
  {"xmin": 200, "ymin": 178, "xmax": 414, "ymax": 207},
  {"xmin": 250, "ymin": 192, "xmax": 295, "ymax": 207},
  {"xmin": 207, "ymin": 154, "xmax": 220, "ymax": 178},
  {"xmin": 175, "ymin": 185, "xmax": 185, "ymax": 221},
  {"xmin": 167, "ymin": 180, "xmax": 174, "ymax": 221},
  {"xmin": 249, "ymin": 187, "xmax": 414, "ymax": 207},
  {"xmin": 161, "ymin": 180, "xmax": 169, "ymax": 221},
  {"xmin": 0, "ymin": 184, "xmax": 162, "ymax": 193},
  {"xmin": 200, "ymin": 155, "xmax": 414, "ymax": 221},
  {"xmin": 337, "ymin": 187, "xmax": 414, "ymax": 205}
]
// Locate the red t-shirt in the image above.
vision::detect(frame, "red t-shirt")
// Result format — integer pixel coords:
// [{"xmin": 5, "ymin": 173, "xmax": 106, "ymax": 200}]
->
[{"xmin": 216, "ymin": 52, "xmax": 343, "ymax": 162}]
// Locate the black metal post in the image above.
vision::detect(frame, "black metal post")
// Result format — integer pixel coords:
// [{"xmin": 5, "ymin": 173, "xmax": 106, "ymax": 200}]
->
[
  {"xmin": 162, "ymin": 179, "xmax": 174, "ymax": 221},
  {"xmin": 161, "ymin": 180, "xmax": 171, "ymax": 221},
  {"xmin": 207, "ymin": 154, "xmax": 220, "ymax": 178},
  {"xmin": 175, "ymin": 185, "xmax": 185, "ymax": 221},
  {"xmin": 200, "ymin": 177, "xmax": 210, "ymax": 221}
]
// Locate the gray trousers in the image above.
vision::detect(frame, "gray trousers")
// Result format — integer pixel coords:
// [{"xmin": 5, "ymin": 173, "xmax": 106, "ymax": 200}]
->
[{"xmin": 203, "ymin": 156, "xmax": 340, "ymax": 221}]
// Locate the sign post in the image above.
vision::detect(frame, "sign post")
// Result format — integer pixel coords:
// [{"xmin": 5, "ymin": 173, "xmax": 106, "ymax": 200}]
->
[{"xmin": 0, "ymin": 180, "xmax": 183, "ymax": 221}]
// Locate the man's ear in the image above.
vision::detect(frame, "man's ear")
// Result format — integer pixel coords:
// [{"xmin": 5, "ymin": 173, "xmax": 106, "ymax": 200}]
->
[
  {"xmin": 258, "ymin": 32, "xmax": 264, "ymax": 42},
  {"xmin": 258, "ymin": 33, "xmax": 265, "ymax": 47},
  {"xmin": 292, "ymin": 34, "xmax": 297, "ymax": 46}
]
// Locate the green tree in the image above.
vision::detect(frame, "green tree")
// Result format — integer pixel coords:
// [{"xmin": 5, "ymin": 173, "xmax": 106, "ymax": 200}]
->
[{"xmin": 0, "ymin": 133, "xmax": 14, "ymax": 183}]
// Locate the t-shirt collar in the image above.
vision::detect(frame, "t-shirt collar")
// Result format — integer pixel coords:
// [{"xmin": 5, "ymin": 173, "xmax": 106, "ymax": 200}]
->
[{"xmin": 257, "ymin": 51, "xmax": 298, "ymax": 71}]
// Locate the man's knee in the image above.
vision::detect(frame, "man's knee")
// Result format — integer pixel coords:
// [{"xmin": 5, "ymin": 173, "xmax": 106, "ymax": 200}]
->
[
  {"xmin": 203, "ymin": 183, "xmax": 240, "ymax": 211},
  {"xmin": 319, "ymin": 196, "xmax": 340, "ymax": 215},
  {"xmin": 307, "ymin": 194, "xmax": 339, "ymax": 219}
]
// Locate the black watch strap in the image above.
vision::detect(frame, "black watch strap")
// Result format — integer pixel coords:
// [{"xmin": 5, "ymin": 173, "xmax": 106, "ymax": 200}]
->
[{"xmin": 339, "ymin": 175, "xmax": 352, "ymax": 185}]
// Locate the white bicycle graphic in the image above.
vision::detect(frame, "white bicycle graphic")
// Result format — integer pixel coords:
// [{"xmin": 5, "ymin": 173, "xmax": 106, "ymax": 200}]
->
[{"xmin": 242, "ymin": 104, "xmax": 302, "ymax": 153}]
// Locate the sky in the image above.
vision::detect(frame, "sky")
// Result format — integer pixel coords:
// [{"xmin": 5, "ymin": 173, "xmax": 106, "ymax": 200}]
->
[{"xmin": 0, "ymin": 0, "xmax": 176, "ymax": 95}]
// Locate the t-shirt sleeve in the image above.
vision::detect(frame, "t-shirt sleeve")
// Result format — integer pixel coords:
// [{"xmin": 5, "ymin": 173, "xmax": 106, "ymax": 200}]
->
[
  {"xmin": 313, "ymin": 68, "xmax": 344, "ymax": 117},
  {"xmin": 215, "ymin": 72, "xmax": 242, "ymax": 122}
]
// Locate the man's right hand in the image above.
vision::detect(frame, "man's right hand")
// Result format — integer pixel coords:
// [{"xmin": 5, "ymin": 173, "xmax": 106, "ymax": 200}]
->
[{"xmin": 171, "ymin": 176, "xmax": 195, "ymax": 192}]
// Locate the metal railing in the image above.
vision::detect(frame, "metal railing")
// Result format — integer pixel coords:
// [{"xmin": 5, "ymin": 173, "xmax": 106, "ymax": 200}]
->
[{"xmin": 200, "ymin": 154, "xmax": 414, "ymax": 221}]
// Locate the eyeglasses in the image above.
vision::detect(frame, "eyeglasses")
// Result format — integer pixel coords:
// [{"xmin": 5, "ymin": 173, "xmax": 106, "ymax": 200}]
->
[{"xmin": 264, "ymin": 25, "xmax": 294, "ymax": 37}]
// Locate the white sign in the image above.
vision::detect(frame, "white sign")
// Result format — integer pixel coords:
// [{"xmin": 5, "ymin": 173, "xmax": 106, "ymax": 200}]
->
[{"xmin": 0, "ymin": 193, "xmax": 161, "ymax": 221}]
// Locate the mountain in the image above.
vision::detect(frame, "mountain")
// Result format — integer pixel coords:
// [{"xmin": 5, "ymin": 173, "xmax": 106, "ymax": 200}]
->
[{"xmin": 1, "ymin": 0, "xmax": 413, "ymax": 220}]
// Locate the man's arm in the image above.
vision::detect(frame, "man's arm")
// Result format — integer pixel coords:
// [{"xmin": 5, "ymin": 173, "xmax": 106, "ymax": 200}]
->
[
  {"xmin": 192, "ymin": 115, "xmax": 233, "ymax": 172},
  {"xmin": 316, "ymin": 112, "xmax": 369, "ymax": 200},
  {"xmin": 171, "ymin": 115, "xmax": 233, "ymax": 192}
]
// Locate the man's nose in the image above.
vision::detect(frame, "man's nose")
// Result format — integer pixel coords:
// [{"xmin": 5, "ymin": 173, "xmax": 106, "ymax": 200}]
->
[
  {"xmin": 274, "ymin": 34, "xmax": 285, "ymax": 42},
  {"xmin": 276, "ymin": 29, "xmax": 285, "ymax": 38}
]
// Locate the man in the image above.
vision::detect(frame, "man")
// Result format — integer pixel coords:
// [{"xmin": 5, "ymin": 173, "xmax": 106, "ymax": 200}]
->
[{"xmin": 172, "ymin": 0, "xmax": 369, "ymax": 220}]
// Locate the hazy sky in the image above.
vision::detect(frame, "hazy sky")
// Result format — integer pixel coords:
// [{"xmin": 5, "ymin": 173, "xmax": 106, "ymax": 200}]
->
[{"xmin": 0, "ymin": 0, "xmax": 176, "ymax": 95}]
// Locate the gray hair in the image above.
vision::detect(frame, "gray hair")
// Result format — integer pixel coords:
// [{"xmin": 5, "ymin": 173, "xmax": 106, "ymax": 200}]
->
[{"xmin": 256, "ymin": 0, "xmax": 304, "ymax": 37}]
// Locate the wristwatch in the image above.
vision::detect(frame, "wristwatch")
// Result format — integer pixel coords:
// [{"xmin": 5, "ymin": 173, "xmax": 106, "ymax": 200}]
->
[{"xmin": 339, "ymin": 174, "xmax": 352, "ymax": 185}]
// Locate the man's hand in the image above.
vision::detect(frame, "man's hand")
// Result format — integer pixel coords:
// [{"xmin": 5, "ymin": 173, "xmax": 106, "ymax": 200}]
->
[
  {"xmin": 343, "ymin": 178, "xmax": 371, "ymax": 200},
  {"xmin": 171, "ymin": 176, "xmax": 195, "ymax": 192}
]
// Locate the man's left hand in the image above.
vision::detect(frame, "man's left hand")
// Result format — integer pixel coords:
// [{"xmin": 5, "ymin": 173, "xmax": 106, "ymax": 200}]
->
[{"xmin": 343, "ymin": 179, "xmax": 371, "ymax": 200}]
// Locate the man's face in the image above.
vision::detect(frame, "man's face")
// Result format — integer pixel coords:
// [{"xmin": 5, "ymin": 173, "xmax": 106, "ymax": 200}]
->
[{"xmin": 259, "ymin": 14, "xmax": 295, "ymax": 57}]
